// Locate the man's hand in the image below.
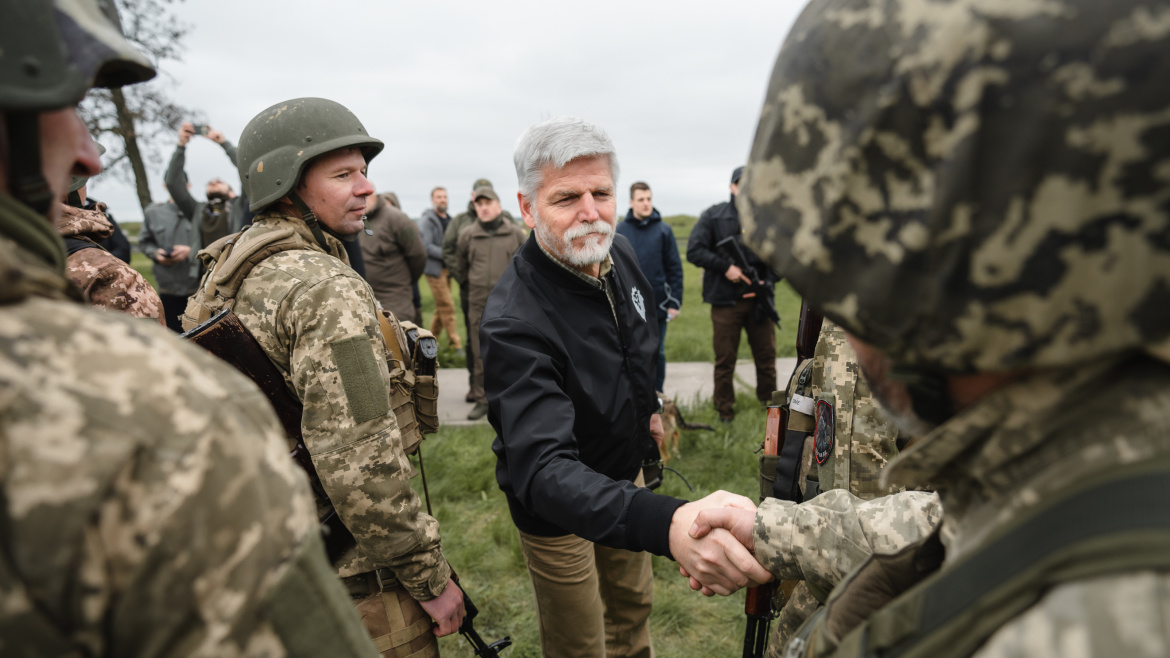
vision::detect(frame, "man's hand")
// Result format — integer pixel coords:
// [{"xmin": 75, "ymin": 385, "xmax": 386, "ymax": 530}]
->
[
  {"xmin": 725, "ymin": 264, "xmax": 751, "ymax": 285},
  {"xmin": 178, "ymin": 122, "xmax": 195, "ymax": 146},
  {"xmin": 666, "ymin": 308, "xmax": 680, "ymax": 322},
  {"xmin": 205, "ymin": 127, "xmax": 226, "ymax": 144},
  {"xmin": 169, "ymin": 244, "xmax": 191, "ymax": 261},
  {"xmin": 419, "ymin": 578, "xmax": 466, "ymax": 637},
  {"xmin": 690, "ymin": 505, "xmax": 757, "ymax": 552},
  {"xmin": 650, "ymin": 413, "xmax": 665, "ymax": 453},
  {"xmin": 669, "ymin": 491, "xmax": 772, "ymax": 597}
]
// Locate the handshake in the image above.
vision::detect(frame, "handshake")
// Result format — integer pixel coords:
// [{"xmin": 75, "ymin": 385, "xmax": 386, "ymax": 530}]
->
[{"xmin": 669, "ymin": 491, "xmax": 772, "ymax": 597}]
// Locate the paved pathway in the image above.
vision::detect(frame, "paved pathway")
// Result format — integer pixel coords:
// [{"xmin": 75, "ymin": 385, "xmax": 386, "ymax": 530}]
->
[{"xmin": 438, "ymin": 358, "xmax": 798, "ymax": 427}]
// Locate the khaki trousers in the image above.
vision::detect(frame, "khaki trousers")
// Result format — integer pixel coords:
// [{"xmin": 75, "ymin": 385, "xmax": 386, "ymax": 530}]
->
[
  {"xmin": 517, "ymin": 477, "xmax": 654, "ymax": 658},
  {"xmin": 426, "ymin": 269, "xmax": 462, "ymax": 349}
]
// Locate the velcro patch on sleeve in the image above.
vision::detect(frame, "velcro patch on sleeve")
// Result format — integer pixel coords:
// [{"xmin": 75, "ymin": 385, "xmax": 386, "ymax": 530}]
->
[{"xmin": 329, "ymin": 336, "xmax": 390, "ymax": 425}]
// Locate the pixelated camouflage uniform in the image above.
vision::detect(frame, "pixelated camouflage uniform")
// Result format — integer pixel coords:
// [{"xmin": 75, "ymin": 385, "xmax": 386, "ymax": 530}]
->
[
  {"xmin": 738, "ymin": 0, "xmax": 1170, "ymax": 655},
  {"xmin": 55, "ymin": 202, "xmax": 165, "ymax": 325},
  {"xmin": 188, "ymin": 210, "xmax": 451, "ymax": 601},
  {"xmin": 766, "ymin": 319, "xmax": 906, "ymax": 655},
  {"xmin": 0, "ymin": 191, "xmax": 377, "ymax": 657}
]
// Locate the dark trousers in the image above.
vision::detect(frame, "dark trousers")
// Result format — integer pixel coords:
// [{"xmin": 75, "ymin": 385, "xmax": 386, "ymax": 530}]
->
[
  {"xmin": 711, "ymin": 299, "xmax": 776, "ymax": 418},
  {"xmin": 459, "ymin": 280, "xmax": 474, "ymax": 388},
  {"xmin": 159, "ymin": 293, "xmax": 189, "ymax": 333}
]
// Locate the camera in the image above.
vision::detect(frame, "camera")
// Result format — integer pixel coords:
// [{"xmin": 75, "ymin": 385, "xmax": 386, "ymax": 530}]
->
[{"xmin": 190, "ymin": 123, "xmax": 210, "ymax": 136}]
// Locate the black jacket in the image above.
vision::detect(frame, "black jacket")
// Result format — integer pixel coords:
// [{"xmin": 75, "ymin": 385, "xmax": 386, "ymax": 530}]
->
[
  {"xmin": 615, "ymin": 208, "xmax": 684, "ymax": 320},
  {"xmin": 482, "ymin": 233, "xmax": 686, "ymax": 556},
  {"xmin": 687, "ymin": 195, "xmax": 776, "ymax": 306}
]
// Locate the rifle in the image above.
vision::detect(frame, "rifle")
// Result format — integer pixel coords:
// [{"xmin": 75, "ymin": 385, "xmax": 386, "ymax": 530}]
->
[
  {"xmin": 183, "ymin": 309, "xmax": 511, "ymax": 655},
  {"xmin": 742, "ymin": 300, "xmax": 823, "ymax": 658},
  {"xmin": 715, "ymin": 234, "xmax": 781, "ymax": 327}
]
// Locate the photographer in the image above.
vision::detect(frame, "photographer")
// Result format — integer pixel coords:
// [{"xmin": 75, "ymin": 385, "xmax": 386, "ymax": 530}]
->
[{"xmin": 163, "ymin": 122, "xmax": 248, "ymax": 269}]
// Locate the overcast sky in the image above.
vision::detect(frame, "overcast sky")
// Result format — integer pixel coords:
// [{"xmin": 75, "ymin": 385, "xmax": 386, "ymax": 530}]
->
[{"xmin": 88, "ymin": 0, "xmax": 803, "ymax": 222}]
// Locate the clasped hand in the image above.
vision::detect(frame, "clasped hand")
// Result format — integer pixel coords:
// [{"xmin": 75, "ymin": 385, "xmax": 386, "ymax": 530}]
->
[{"xmin": 668, "ymin": 491, "xmax": 772, "ymax": 597}]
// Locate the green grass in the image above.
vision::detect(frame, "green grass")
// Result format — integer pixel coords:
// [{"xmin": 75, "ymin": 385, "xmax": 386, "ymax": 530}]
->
[{"xmin": 418, "ymin": 394, "xmax": 768, "ymax": 657}]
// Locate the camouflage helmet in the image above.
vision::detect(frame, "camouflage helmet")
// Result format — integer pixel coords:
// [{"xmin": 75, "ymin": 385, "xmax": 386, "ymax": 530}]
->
[
  {"xmin": 0, "ymin": 0, "xmax": 155, "ymax": 111},
  {"xmin": 740, "ymin": 0, "xmax": 1170, "ymax": 375},
  {"xmin": 237, "ymin": 97, "xmax": 384, "ymax": 211}
]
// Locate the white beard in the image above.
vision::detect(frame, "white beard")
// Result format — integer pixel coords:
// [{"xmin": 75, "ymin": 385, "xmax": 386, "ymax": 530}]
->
[{"xmin": 534, "ymin": 211, "xmax": 614, "ymax": 269}]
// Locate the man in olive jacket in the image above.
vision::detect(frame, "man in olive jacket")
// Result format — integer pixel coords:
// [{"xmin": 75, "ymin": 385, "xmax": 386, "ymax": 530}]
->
[
  {"xmin": 455, "ymin": 185, "xmax": 526, "ymax": 419},
  {"xmin": 359, "ymin": 190, "xmax": 427, "ymax": 323}
]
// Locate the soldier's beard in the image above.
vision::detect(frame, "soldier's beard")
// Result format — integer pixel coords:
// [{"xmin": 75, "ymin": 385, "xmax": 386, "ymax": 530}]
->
[{"xmin": 534, "ymin": 211, "xmax": 614, "ymax": 269}]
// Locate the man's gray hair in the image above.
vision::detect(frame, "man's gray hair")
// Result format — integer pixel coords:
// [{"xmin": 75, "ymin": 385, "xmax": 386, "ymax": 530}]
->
[{"xmin": 513, "ymin": 117, "xmax": 619, "ymax": 201}]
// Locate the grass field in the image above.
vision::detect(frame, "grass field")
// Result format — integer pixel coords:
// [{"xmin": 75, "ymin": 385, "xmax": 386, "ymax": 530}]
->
[{"xmin": 130, "ymin": 214, "xmax": 794, "ymax": 656}]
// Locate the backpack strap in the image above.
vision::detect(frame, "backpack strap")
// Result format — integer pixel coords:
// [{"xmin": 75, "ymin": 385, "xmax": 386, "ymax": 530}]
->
[{"xmin": 803, "ymin": 460, "xmax": 1170, "ymax": 658}]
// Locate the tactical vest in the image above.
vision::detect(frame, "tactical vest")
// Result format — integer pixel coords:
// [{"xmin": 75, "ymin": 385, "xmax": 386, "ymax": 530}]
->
[
  {"xmin": 183, "ymin": 224, "xmax": 438, "ymax": 454},
  {"xmin": 784, "ymin": 460, "xmax": 1170, "ymax": 658}
]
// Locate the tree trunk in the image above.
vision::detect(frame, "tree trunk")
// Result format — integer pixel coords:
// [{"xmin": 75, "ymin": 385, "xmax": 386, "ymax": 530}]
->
[{"xmin": 110, "ymin": 87, "xmax": 153, "ymax": 212}]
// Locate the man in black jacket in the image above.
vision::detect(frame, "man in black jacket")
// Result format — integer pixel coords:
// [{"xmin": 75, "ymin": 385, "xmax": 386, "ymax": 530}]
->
[
  {"xmin": 686, "ymin": 167, "xmax": 778, "ymax": 423},
  {"xmin": 481, "ymin": 117, "xmax": 770, "ymax": 658}
]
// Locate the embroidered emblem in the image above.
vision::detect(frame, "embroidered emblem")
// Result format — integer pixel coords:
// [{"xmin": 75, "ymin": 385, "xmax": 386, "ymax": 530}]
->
[
  {"xmin": 631, "ymin": 287, "xmax": 646, "ymax": 321},
  {"xmin": 814, "ymin": 399, "xmax": 835, "ymax": 464}
]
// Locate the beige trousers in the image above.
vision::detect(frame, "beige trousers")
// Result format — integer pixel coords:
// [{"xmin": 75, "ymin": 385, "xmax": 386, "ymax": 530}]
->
[
  {"xmin": 426, "ymin": 268, "xmax": 462, "ymax": 349},
  {"xmin": 517, "ymin": 475, "xmax": 655, "ymax": 658}
]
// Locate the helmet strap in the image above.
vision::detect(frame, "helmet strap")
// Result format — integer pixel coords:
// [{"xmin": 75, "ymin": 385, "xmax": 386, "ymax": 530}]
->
[
  {"xmin": 6, "ymin": 112, "xmax": 54, "ymax": 215},
  {"xmin": 288, "ymin": 191, "xmax": 331, "ymax": 251},
  {"xmin": 887, "ymin": 365, "xmax": 956, "ymax": 427}
]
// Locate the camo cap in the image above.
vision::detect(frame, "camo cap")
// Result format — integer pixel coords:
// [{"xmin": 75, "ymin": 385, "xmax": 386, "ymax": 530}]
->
[
  {"xmin": 0, "ymin": 0, "xmax": 155, "ymax": 111},
  {"xmin": 740, "ymin": 0, "xmax": 1170, "ymax": 374}
]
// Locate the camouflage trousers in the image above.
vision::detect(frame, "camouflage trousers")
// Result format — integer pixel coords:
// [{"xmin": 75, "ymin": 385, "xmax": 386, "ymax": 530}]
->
[
  {"xmin": 345, "ymin": 569, "xmax": 439, "ymax": 658},
  {"xmin": 765, "ymin": 582, "xmax": 821, "ymax": 658}
]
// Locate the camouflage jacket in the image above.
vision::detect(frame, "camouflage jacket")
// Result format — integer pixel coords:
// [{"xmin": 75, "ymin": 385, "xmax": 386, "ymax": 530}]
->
[
  {"xmin": 215, "ymin": 210, "xmax": 450, "ymax": 600},
  {"xmin": 0, "ymin": 192, "xmax": 377, "ymax": 657},
  {"xmin": 757, "ymin": 354, "xmax": 1170, "ymax": 656},
  {"xmin": 55, "ymin": 203, "xmax": 165, "ymax": 325}
]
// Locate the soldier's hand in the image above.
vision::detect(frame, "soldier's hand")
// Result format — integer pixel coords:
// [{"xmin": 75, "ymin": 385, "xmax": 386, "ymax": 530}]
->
[
  {"xmin": 725, "ymin": 264, "xmax": 749, "ymax": 284},
  {"xmin": 669, "ymin": 491, "xmax": 771, "ymax": 597},
  {"xmin": 420, "ymin": 578, "xmax": 466, "ymax": 637},
  {"xmin": 689, "ymin": 506, "xmax": 756, "ymax": 552},
  {"xmin": 178, "ymin": 122, "xmax": 195, "ymax": 146}
]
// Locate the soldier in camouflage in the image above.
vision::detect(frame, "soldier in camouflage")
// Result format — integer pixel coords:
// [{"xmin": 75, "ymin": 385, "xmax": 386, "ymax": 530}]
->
[
  {"xmin": 691, "ymin": 0, "xmax": 1170, "ymax": 655},
  {"xmin": 0, "ymin": 1, "xmax": 378, "ymax": 655},
  {"xmin": 183, "ymin": 97, "xmax": 464, "ymax": 653},
  {"xmin": 764, "ymin": 319, "xmax": 912, "ymax": 654}
]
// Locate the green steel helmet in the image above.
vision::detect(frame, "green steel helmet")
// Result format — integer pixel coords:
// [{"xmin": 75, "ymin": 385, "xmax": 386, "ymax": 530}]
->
[
  {"xmin": 237, "ymin": 97, "xmax": 384, "ymax": 211},
  {"xmin": 0, "ymin": 0, "xmax": 155, "ymax": 111},
  {"xmin": 740, "ymin": 0, "xmax": 1170, "ymax": 375}
]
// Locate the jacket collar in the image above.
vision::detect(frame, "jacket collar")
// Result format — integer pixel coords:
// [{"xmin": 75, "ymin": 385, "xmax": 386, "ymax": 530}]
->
[
  {"xmin": 520, "ymin": 232, "xmax": 614, "ymax": 291},
  {"xmin": 623, "ymin": 208, "xmax": 662, "ymax": 225},
  {"xmin": 252, "ymin": 209, "xmax": 349, "ymax": 264}
]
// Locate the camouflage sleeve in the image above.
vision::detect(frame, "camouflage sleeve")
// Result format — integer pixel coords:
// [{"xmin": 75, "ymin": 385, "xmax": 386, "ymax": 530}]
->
[
  {"xmin": 285, "ymin": 270, "xmax": 451, "ymax": 600},
  {"xmin": 973, "ymin": 573, "xmax": 1170, "ymax": 658},
  {"xmin": 753, "ymin": 490, "xmax": 941, "ymax": 596},
  {"xmin": 69, "ymin": 248, "xmax": 166, "ymax": 325},
  {"xmin": 0, "ymin": 303, "xmax": 376, "ymax": 657}
]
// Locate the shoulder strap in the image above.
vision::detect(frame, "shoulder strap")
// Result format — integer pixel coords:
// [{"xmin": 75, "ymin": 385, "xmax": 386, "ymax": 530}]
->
[
  {"xmin": 62, "ymin": 236, "xmax": 101, "ymax": 256},
  {"xmin": 821, "ymin": 462, "xmax": 1170, "ymax": 658}
]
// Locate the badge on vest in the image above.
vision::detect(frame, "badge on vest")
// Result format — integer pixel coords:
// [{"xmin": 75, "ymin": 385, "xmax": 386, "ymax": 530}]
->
[
  {"xmin": 814, "ymin": 398, "xmax": 835, "ymax": 464},
  {"xmin": 631, "ymin": 287, "xmax": 646, "ymax": 321}
]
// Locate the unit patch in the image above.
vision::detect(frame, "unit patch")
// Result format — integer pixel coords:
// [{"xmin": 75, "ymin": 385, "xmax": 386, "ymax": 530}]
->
[{"xmin": 814, "ymin": 399, "xmax": 835, "ymax": 464}]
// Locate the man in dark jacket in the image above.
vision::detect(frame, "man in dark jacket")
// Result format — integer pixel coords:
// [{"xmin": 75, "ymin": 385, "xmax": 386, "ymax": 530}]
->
[
  {"xmin": 686, "ymin": 166, "xmax": 777, "ymax": 423},
  {"xmin": 419, "ymin": 186, "xmax": 463, "ymax": 354},
  {"xmin": 359, "ymin": 189, "xmax": 427, "ymax": 322},
  {"xmin": 482, "ymin": 117, "xmax": 770, "ymax": 658},
  {"xmin": 616, "ymin": 181, "xmax": 683, "ymax": 392}
]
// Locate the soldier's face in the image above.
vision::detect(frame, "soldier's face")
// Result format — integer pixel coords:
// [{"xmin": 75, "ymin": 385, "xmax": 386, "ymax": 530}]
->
[
  {"xmin": 0, "ymin": 108, "xmax": 100, "ymax": 224},
  {"xmin": 631, "ymin": 189, "xmax": 653, "ymax": 219},
  {"xmin": 297, "ymin": 148, "xmax": 374, "ymax": 236},
  {"xmin": 520, "ymin": 155, "xmax": 617, "ymax": 273},
  {"xmin": 432, "ymin": 189, "xmax": 448, "ymax": 214}
]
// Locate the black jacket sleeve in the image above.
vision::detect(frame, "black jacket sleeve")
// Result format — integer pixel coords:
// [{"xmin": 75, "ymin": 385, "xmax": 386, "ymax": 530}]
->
[
  {"xmin": 686, "ymin": 209, "xmax": 730, "ymax": 274},
  {"xmin": 662, "ymin": 225, "xmax": 684, "ymax": 310}
]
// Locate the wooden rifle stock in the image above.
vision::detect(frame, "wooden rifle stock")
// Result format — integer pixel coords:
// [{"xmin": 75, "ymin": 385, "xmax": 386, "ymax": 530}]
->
[
  {"xmin": 182, "ymin": 308, "xmax": 357, "ymax": 562},
  {"xmin": 742, "ymin": 301, "xmax": 823, "ymax": 658}
]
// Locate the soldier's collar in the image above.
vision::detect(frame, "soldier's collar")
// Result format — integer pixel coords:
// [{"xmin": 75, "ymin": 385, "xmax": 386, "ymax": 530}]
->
[{"xmin": 0, "ymin": 191, "xmax": 66, "ymax": 274}]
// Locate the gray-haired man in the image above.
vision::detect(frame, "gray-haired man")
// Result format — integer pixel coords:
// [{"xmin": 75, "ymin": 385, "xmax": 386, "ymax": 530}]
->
[{"xmin": 480, "ymin": 117, "xmax": 770, "ymax": 657}]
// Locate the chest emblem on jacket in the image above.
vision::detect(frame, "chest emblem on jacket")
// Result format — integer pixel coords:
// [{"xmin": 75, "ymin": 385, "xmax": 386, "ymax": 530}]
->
[{"xmin": 631, "ymin": 287, "xmax": 646, "ymax": 321}]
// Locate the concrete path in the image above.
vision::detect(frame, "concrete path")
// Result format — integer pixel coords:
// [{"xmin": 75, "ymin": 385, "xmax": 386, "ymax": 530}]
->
[{"xmin": 439, "ymin": 358, "xmax": 798, "ymax": 427}]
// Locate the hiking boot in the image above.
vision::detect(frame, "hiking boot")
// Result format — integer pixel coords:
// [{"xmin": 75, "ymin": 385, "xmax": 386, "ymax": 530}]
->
[
  {"xmin": 465, "ymin": 392, "xmax": 476, "ymax": 403},
  {"xmin": 467, "ymin": 402, "xmax": 490, "ymax": 421}
]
